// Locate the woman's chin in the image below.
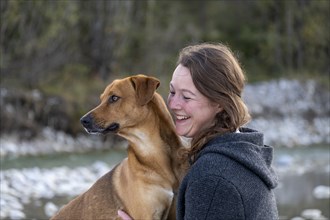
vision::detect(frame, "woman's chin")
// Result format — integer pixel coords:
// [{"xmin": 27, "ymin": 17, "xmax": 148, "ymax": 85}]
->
[{"xmin": 175, "ymin": 127, "xmax": 193, "ymax": 138}]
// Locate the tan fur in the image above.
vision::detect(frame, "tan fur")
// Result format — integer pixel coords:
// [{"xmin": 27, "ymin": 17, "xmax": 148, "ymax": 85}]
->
[{"xmin": 51, "ymin": 75, "xmax": 188, "ymax": 220}]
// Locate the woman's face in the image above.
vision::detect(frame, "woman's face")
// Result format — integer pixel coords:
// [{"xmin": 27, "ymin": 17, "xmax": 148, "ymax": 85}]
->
[{"xmin": 167, "ymin": 64, "xmax": 222, "ymax": 138}]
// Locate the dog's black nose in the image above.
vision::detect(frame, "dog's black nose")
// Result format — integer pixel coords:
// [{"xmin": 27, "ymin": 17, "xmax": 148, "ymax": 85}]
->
[{"xmin": 80, "ymin": 114, "xmax": 93, "ymax": 128}]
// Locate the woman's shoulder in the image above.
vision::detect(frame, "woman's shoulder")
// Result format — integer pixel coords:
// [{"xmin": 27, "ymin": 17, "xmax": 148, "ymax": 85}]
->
[
  {"xmin": 186, "ymin": 153, "xmax": 232, "ymax": 184},
  {"xmin": 187, "ymin": 144, "xmax": 269, "ymax": 189}
]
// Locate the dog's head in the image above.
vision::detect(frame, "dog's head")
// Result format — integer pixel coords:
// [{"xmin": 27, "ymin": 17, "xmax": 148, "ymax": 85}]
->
[{"xmin": 80, "ymin": 74, "xmax": 160, "ymax": 136}]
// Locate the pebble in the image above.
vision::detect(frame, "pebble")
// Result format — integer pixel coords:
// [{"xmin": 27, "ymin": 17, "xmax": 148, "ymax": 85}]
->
[
  {"xmin": 313, "ymin": 185, "xmax": 330, "ymax": 199},
  {"xmin": 276, "ymin": 155, "xmax": 294, "ymax": 167},
  {"xmin": 291, "ymin": 217, "xmax": 305, "ymax": 220},
  {"xmin": 9, "ymin": 209, "xmax": 26, "ymax": 219},
  {"xmin": 44, "ymin": 202, "xmax": 59, "ymax": 217},
  {"xmin": 301, "ymin": 209, "xmax": 325, "ymax": 220}
]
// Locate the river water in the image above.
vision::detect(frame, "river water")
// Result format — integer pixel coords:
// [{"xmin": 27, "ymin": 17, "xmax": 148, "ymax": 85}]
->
[
  {"xmin": 273, "ymin": 146, "xmax": 330, "ymax": 219},
  {"xmin": 1, "ymin": 145, "xmax": 329, "ymax": 220}
]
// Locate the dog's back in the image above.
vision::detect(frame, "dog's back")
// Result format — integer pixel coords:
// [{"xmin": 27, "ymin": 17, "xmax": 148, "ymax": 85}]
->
[{"xmin": 51, "ymin": 168, "xmax": 121, "ymax": 219}]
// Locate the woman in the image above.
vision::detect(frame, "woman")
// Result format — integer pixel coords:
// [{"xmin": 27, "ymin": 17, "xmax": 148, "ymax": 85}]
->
[{"xmin": 119, "ymin": 43, "xmax": 279, "ymax": 219}]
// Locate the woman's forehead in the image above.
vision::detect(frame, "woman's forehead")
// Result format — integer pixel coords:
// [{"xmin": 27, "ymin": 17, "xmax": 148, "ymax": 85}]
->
[
  {"xmin": 171, "ymin": 65, "xmax": 193, "ymax": 86},
  {"xmin": 172, "ymin": 64, "xmax": 190, "ymax": 77}
]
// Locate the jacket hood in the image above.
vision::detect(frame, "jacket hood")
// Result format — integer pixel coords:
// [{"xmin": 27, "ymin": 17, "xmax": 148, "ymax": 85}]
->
[{"xmin": 197, "ymin": 127, "xmax": 278, "ymax": 189}]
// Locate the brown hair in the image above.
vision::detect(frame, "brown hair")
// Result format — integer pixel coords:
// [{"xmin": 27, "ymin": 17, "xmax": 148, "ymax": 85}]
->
[{"xmin": 177, "ymin": 43, "xmax": 251, "ymax": 163}]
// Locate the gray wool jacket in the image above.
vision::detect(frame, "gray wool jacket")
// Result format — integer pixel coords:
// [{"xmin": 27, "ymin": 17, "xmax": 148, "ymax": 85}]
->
[{"xmin": 176, "ymin": 128, "xmax": 279, "ymax": 220}]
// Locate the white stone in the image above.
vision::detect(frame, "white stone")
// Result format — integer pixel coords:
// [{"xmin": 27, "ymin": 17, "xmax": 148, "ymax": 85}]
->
[
  {"xmin": 301, "ymin": 209, "xmax": 322, "ymax": 219},
  {"xmin": 9, "ymin": 209, "xmax": 26, "ymax": 219},
  {"xmin": 313, "ymin": 185, "xmax": 330, "ymax": 199},
  {"xmin": 44, "ymin": 201, "xmax": 59, "ymax": 217},
  {"xmin": 291, "ymin": 217, "xmax": 305, "ymax": 220}
]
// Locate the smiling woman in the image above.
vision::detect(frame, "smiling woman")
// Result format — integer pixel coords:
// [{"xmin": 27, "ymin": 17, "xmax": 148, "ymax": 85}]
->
[{"xmin": 168, "ymin": 43, "xmax": 278, "ymax": 220}]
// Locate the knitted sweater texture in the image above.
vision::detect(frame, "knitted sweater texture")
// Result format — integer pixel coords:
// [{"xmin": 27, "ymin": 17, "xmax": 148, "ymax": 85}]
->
[{"xmin": 176, "ymin": 128, "xmax": 279, "ymax": 220}]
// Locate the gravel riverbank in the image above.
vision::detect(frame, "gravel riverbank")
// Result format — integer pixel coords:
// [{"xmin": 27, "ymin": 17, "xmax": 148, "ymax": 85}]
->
[{"xmin": 1, "ymin": 161, "xmax": 112, "ymax": 219}]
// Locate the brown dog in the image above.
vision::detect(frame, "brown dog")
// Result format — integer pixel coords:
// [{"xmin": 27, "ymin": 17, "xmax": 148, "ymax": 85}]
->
[{"xmin": 51, "ymin": 75, "xmax": 187, "ymax": 220}]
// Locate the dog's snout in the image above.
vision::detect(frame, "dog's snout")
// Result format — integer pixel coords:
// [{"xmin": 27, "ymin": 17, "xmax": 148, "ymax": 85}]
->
[{"xmin": 80, "ymin": 114, "xmax": 93, "ymax": 128}]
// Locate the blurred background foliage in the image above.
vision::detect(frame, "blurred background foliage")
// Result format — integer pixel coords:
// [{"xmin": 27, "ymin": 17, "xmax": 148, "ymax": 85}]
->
[
  {"xmin": 0, "ymin": 0, "xmax": 329, "ymax": 135},
  {"xmin": 1, "ymin": 0, "xmax": 329, "ymax": 83}
]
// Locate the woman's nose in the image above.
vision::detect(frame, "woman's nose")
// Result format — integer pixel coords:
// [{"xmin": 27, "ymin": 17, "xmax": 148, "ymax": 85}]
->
[{"xmin": 168, "ymin": 95, "xmax": 181, "ymax": 110}]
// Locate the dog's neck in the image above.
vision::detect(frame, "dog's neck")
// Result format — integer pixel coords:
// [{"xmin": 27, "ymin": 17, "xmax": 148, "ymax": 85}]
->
[
  {"xmin": 119, "ymin": 94, "xmax": 185, "ymax": 187},
  {"xmin": 120, "ymin": 93, "xmax": 182, "ymax": 151}
]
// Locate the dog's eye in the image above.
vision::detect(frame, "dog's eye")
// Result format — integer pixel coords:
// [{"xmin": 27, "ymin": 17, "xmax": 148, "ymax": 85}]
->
[{"xmin": 109, "ymin": 95, "xmax": 120, "ymax": 103}]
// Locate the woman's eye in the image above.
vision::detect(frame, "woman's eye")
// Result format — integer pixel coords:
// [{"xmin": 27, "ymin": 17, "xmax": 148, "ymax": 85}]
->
[
  {"xmin": 183, "ymin": 96, "xmax": 191, "ymax": 100},
  {"xmin": 169, "ymin": 91, "xmax": 175, "ymax": 96},
  {"xmin": 109, "ymin": 95, "xmax": 120, "ymax": 103}
]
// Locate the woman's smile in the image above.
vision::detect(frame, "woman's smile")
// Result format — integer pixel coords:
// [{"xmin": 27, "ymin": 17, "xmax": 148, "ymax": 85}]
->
[{"xmin": 176, "ymin": 115, "xmax": 191, "ymax": 121}]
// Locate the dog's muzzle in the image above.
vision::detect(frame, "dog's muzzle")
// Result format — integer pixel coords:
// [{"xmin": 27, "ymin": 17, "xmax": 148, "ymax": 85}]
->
[{"xmin": 80, "ymin": 114, "xmax": 120, "ymax": 134}]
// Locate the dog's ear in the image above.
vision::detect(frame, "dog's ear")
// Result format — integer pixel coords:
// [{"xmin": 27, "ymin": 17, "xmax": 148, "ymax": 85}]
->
[{"xmin": 130, "ymin": 75, "xmax": 160, "ymax": 106}]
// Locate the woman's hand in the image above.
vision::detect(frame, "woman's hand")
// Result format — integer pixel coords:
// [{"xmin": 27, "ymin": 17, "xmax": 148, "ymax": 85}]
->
[{"xmin": 117, "ymin": 210, "xmax": 133, "ymax": 220}]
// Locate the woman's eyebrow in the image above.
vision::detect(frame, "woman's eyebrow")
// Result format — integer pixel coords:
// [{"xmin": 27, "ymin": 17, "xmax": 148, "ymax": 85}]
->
[
  {"xmin": 181, "ymin": 89, "xmax": 196, "ymax": 96},
  {"xmin": 170, "ymin": 83, "xmax": 196, "ymax": 96}
]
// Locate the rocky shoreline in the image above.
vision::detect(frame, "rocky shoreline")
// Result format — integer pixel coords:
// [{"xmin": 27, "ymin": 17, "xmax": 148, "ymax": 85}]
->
[
  {"xmin": 243, "ymin": 79, "xmax": 330, "ymax": 147},
  {"xmin": 0, "ymin": 127, "xmax": 126, "ymax": 159}
]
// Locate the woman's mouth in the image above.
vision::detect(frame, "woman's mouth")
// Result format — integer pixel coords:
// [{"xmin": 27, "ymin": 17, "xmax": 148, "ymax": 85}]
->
[{"xmin": 176, "ymin": 115, "xmax": 191, "ymax": 121}]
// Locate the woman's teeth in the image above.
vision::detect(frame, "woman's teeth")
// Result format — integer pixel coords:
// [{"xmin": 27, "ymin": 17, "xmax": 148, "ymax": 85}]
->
[{"xmin": 177, "ymin": 115, "xmax": 190, "ymax": 120}]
